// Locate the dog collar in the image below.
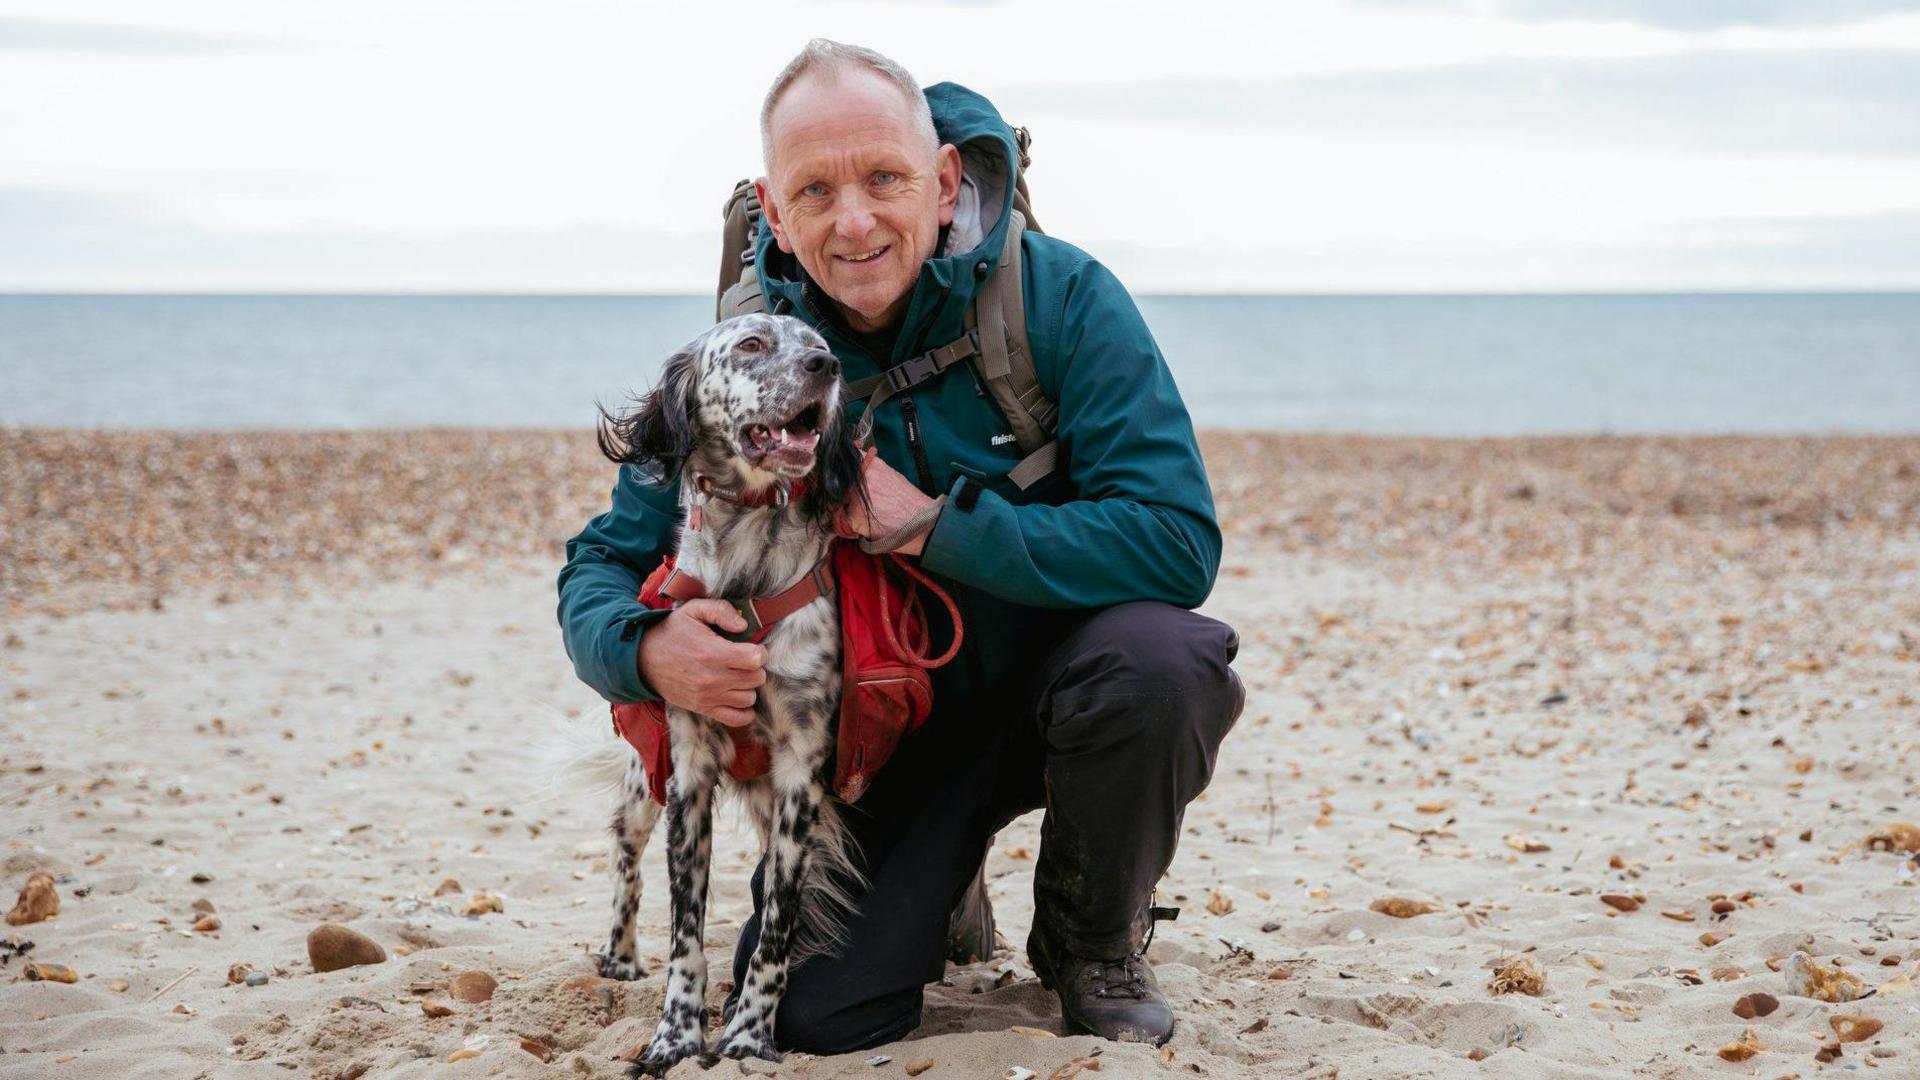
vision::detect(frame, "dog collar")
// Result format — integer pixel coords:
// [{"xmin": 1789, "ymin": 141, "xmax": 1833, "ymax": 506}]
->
[{"xmin": 686, "ymin": 475, "xmax": 809, "ymax": 531}]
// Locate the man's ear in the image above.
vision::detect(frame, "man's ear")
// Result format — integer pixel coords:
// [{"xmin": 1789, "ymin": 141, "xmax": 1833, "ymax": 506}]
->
[
  {"xmin": 754, "ymin": 178, "xmax": 794, "ymax": 254},
  {"xmin": 935, "ymin": 144, "xmax": 962, "ymax": 228}
]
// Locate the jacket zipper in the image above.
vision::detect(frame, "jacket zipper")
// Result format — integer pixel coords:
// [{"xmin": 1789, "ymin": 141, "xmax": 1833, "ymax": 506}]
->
[{"xmin": 897, "ymin": 394, "xmax": 935, "ymax": 491}]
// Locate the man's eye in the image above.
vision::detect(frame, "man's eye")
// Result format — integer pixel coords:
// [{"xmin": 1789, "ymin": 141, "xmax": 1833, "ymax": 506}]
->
[
  {"xmin": 802, "ymin": 182, "xmax": 827, "ymax": 198},
  {"xmin": 872, "ymin": 171, "xmax": 898, "ymax": 185},
  {"xmin": 737, "ymin": 336, "xmax": 765, "ymax": 353}
]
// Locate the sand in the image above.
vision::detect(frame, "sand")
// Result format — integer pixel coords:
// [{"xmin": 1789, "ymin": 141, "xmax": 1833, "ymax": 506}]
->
[{"xmin": 3, "ymin": 430, "xmax": 1919, "ymax": 1079}]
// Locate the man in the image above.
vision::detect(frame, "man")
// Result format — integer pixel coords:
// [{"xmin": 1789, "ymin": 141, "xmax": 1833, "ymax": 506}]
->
[{"xmin": 558, "ymin": 39, "xmax": 1241, "ymax": 1052}]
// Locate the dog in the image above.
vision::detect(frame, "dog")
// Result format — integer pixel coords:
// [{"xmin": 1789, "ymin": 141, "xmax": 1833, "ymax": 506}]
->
[{"xmin": 590, "ymin": 313, "xmax": 867, "ymax": 1074}]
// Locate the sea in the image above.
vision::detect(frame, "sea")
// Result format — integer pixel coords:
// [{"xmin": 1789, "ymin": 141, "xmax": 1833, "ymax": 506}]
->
[{"xmin": 2, "ymin": 293, "xmax": 1917, "ymax": 434}]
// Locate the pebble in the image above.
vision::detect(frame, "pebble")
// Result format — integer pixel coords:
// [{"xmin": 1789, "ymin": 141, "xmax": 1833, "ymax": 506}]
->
[
  {"xmin": 306, "ymin": 924, "xmax": 387, "ymax": 972},
  {"xmin": 190, "ymin": 871, "xmax": 214, "ymax": 883},
  {"xmin": 463, "ymin": 892, "xmax": 504, "ymax": 916},
  {"xmin": 245, "ymin": 972, "xmax": 269, "ymax": 987},
  {"xmin": 190, "ymin": 898, "xmax": 216, "ymax": 915},
  {"xmin": 434, "ymin": 878, "xmax": 462, "ymax": 897},
  {"xmin": 5, "ymin": 872, "xmax": 59, "ymax": 926},
  {"xmin": 192, "ymin": 914, "xmax": 222, "ymax": 933},
  {"xmin": 421, "ymin": 1000, "xmax": 454, "ymax": 1018},
  {"xmin": 24, "ymin": 961, "xmax": 78, "ymax": 983},
  {"xmin": 448, "ymin": 971, "xmax": 496, "ymax": 1003},
  {"xmin": 905, "ymin": 1061, "xmax": 935, "ymax": 1077},
  {"xmin": 865, "ymin": 1054, "xmax": 892, "ymax": 1066}
]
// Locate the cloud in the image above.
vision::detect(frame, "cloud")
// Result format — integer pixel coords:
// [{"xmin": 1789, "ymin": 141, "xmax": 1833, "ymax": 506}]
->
[
  {"xmin": 1366, "ymin": 0, "xmax": 1920, "ymax": 30},
  {"xmin": 1000, "ymin": 48, "xmax": 1920, "ymax": 155},
  {"xmin": 0, "ymin": 17, "xmax": 251, "ymax": 54},
  {"xmin": 0, "ymin": 188, "xmax": 712, "ymax": 291}
]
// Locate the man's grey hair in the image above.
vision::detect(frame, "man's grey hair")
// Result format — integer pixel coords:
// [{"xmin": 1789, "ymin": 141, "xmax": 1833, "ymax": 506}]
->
[{"xmin": 760, "ymin": 39, "xmax": 938, "ymax": 174}]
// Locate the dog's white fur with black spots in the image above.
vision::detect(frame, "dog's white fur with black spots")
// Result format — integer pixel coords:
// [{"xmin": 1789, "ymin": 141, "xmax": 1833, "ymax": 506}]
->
[{"xmin": 577, "ymin": 313, "xmax": 868, "ymax": 1075}]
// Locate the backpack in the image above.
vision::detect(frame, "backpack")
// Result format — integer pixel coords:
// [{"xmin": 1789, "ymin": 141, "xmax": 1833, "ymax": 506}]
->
[
  {"xmin": 610, "ymin": 545, "xmax": 956, "ymax": 806},
  {"xmin": 715, "ymin": 126, "xmax": 1059, "ymax": 491}
]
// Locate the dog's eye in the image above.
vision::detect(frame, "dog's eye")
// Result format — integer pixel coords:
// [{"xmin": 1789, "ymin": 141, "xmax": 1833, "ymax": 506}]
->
[{"xmin": 737, "ymin": 336, "xmax": 765, "ymax": 354}]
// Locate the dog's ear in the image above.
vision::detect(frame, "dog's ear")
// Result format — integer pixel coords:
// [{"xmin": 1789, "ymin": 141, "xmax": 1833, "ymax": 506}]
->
[
  {"xmin": 810, "ymin": 399, "xmax": 869, "ymax": 518},
  {"xmin": 597, "ymin": 343, "xmax": 699, "ymax": 482}
]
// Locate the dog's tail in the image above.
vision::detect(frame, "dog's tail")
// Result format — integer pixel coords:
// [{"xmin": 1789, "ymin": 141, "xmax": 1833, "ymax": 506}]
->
[{"xmin": 544, "ymin": 705, "xmax": 636, "ymax": 796}]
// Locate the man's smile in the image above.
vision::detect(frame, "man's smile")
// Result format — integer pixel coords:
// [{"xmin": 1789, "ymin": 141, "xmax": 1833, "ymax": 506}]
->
[{"xmin": 836, "ymin": 246, "xmax": 890, "ymax": 264}]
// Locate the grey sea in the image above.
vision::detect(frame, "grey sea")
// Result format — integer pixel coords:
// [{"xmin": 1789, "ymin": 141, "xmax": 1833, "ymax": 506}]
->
[{"xmin": 2, "ymin": 292, "xmax": 1917, "ymax": 433}]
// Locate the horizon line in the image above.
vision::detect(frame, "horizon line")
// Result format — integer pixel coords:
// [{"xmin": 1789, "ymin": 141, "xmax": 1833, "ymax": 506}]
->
[{"xmin": 6, "ymin": 288, "xmax": 1920, "ymax": 299}]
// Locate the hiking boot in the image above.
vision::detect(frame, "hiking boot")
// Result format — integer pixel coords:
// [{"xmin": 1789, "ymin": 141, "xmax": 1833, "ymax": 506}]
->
[
  {"xmin": 946, "ymin": 861, "xmax": 997, "ymax": 964},
  {"xmin": 1028, "ymin": 924, "xmax": 1174, "ymax": 1046}
]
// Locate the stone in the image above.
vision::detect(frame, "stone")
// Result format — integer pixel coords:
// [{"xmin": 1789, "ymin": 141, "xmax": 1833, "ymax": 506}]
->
[
  {"xmin": 5, "ymin": 872, "xmax": 59, "ymax": 926},
  {"xmin": 421, "ymin": 1000, "xmax": 454, "ymax": 1018},
  {"xmin": 306, "ymin": 924, "xmax": 387, "ymax": 972},
  {"xmin": 448, "ymin": 971, "xmax": 496, "ymax": 1003},
  {"xmin": 24, "ymin": 961, "xmax": 78, "ymax": 983},
  {"xmin": 434, "ymin": 878, "xmax": 462, "ymax": 897},
  {"xmin": 192, "ymin": 914, "xmax": 222, "ymax": 933},
  {"xmin": 245, "ymin": 972, "xmax": 269, "ymax": 987}
]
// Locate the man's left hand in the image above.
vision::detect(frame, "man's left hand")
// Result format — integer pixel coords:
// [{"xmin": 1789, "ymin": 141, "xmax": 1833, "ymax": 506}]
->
[{"xmin": 838, "ymin": 451, "xmax": 938, "ymax": 557}]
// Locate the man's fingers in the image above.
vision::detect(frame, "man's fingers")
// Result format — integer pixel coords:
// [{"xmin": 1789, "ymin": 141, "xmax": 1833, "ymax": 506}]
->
[
  {"xmin": 707, "ymin": 706, "xmax": 756, "ymax": 728},
  {"xmin": 680, "ymin": 598, "xmax": 748, "ymax": 633},
  {"xmin": 717, "ymin": 689, "xmax": 756, "ymax": 710},
  {"xmin": 720, "ymin": 641, "xmax": 769, "ymax": 670}
]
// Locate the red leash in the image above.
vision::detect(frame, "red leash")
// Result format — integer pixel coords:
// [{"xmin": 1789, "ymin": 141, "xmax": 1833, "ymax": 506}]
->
[{"xmin": 875, "ymin": 552, "xmax": 963, "ymax": 670}]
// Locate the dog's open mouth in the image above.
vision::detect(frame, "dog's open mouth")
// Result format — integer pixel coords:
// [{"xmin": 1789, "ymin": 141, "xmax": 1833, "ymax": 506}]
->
[{"xmin": 740, "ymin": 400, "xmax": 824, "ymax": 470}]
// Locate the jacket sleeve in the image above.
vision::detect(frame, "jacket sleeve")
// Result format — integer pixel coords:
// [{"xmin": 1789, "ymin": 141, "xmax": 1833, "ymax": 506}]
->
[
  {"xmin": 556, "ymin": 466, "xmax": 683, "ymax": 704},
  {"xmin": 920, "ymin": 255, "xmax": 1221, "ymax": 609}
]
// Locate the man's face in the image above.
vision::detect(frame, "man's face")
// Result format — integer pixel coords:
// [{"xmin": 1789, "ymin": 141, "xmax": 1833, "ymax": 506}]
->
[{"xmin": 757, "ymin": 69, "xmax": 961, "ymax": 335}]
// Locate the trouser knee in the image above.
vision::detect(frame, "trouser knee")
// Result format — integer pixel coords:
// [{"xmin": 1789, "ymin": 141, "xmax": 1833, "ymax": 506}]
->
[{"xmin": 1038, "ymin": 600, "xmax": 1243, "ymax": 755}]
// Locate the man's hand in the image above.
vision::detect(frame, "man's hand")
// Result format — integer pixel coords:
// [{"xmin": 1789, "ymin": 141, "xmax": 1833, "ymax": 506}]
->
[
  {"xmin": 838, "ymin": 452, "xmax": 939, "ymax": 556},
  {"xmin": 637, "ymin": 600, "xmax": 767, "ymax": 727}
]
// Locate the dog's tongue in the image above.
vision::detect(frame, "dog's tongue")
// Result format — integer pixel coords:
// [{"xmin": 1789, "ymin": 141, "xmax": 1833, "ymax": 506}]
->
[{"xmin": 775, "ymin": 425, "xmax": 819, "ymax": 450}]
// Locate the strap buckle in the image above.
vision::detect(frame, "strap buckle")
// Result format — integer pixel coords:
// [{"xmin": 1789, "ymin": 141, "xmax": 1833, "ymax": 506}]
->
[{"xmin": 885, "ymin": 352, "xmax": 941, "ymax": 393}]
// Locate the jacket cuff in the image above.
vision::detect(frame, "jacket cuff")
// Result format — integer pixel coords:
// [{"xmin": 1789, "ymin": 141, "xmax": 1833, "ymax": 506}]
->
[
  {"xmin": 600, "ymin": 606, "xmax": 674, "ymax": 704},
  {"xmin": 921, "ymin": 475, "xmax": 1004, "ymax": 585}
]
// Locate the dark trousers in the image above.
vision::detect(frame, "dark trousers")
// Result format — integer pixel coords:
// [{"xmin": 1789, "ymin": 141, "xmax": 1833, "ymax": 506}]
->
[{"xmin": 727, "ymin": 601, "xmax": 1243, "ymax": 1053}]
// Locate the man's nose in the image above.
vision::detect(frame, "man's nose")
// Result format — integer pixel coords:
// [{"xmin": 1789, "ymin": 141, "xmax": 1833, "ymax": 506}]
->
[{"xmin": 835, "ymin": 192, "xmax": 877, "ymax": 240}]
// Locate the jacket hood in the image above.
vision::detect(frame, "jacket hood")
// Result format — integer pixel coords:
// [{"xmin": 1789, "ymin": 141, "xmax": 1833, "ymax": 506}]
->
[{"xmin": 754, "ymin": 81, "xmax": 1021, "ymax": 360}]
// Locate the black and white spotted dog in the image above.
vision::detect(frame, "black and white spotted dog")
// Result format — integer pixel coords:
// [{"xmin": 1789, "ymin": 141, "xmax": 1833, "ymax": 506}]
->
[{"xmin": 590, "ymin": 314, "xmax": 867, "ymax": 1074}]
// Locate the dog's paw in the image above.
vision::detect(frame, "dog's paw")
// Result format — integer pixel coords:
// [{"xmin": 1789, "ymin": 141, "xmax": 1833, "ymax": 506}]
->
[
  {"xmin": 632, "ymin": 1030, "xmax": 703, "ymax": 1078},
  {"xmin": 597, "ymin": 951, "xmax": 646, "ymax": 981},
  {"xmin": 702, "ymin": 1025, "xmax": 780, "ymax": 1067}
]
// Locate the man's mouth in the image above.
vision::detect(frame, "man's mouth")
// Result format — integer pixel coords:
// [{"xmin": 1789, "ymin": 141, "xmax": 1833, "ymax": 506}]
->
[
  {"xmin": 835, "ymin": 245, "xmax": 890, "ymax": 265},
  {"xmin": 741, "ymin": 400, "xmax": 824, "ymax": 465}
]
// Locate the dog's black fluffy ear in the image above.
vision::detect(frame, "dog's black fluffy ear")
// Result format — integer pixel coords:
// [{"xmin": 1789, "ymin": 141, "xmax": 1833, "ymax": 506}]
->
[
  {"xmin": 809, "ymin": 402, "xmax": 868, "ymax": 519},
  {"xmin": 597, "ymin": 344, "xmax": 698, "ymax": 482}
]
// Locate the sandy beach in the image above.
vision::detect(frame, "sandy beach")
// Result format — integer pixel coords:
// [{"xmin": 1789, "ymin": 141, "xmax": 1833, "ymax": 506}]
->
[{"xmin": 4, "ymin": 429, "xmax": 1919, "ymax": 1079}]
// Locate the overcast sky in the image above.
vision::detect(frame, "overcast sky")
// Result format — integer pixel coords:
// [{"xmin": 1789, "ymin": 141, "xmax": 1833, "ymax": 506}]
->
[{"xmin": 4, "ymin": 0, "xmax": 1919, "ymax": 292}]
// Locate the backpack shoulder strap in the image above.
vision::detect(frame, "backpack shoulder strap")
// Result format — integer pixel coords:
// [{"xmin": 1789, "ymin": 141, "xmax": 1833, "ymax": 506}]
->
[
  {"xmin": 717, "ymin": 179, "xmax": 768, "ymax": 320},
  {"xmin": 971, "ymin": 210, "xmax": 1059, "ymax": 489}
]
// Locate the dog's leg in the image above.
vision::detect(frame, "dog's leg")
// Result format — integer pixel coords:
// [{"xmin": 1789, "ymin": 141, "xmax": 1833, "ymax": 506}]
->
[
  {"xmin": 599, "ymin": 753, "xmax": 660, "ymax": 980},
  {"xmin": 706, "ymin": 691, "xmax": 835, "ymax": 1064},
  {"xmin": 635, "ymin": 712, "xmax": 722, "ymax": 1077}
]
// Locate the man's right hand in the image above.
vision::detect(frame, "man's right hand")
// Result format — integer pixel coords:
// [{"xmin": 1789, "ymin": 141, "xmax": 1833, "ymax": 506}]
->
[{"xmin": 637, "ymin": 599, "xmax": 768, "ymax": 727}]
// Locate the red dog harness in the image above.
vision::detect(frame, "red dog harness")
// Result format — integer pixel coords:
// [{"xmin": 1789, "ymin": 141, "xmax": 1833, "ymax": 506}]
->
[{"xmin": 610, "ymin": 479, "xmax": 962, "ymax": 806}]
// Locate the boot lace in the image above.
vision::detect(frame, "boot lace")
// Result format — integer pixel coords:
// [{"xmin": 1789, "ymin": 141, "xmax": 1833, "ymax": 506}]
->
[{"xmin": 1089, "ymin": 954, "xmax": 1150, "ymax": 999}]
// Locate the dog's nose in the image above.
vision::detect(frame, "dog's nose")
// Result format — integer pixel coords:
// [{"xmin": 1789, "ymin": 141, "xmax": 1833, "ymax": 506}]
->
[{"xmin": 803, "ymin": 349, "xmax": 840, "ymax": 378}]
